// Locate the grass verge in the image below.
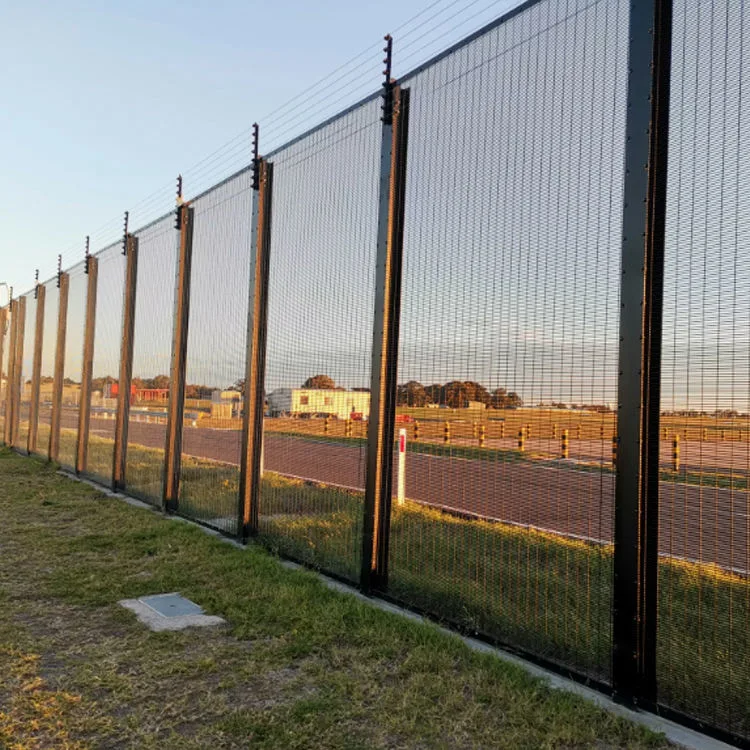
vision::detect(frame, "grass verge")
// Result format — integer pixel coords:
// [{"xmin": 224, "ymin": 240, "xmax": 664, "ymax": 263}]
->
[
  {"xmin": 0, "ymin": 448, "xmax": 672, "ymax": 749},
  {"xmin": 22, "ymin": 434, "xmax": 750, "ymax": 740}
]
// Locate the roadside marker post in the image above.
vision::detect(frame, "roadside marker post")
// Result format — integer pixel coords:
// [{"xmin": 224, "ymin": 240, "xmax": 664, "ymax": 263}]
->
[{"xmin": 397, "ymin": 428, "xmax": 406, "ymax": 506}]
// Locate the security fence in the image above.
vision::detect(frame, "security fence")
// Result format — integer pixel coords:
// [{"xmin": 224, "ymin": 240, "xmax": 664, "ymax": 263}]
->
[{"xmin": 1, "ymin": 0, "xmax": 748, "ymax": 745}]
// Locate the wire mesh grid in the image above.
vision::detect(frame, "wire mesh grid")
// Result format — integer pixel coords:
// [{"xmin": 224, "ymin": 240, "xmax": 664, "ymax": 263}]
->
[
  {"xmin": 259, "ymin": 99, "xmax": 381, "ymax": 583},
  {"xmin": 0, "ymin": 305, "xmax": 10, "ymax": 440},
  {"xmin": 658, "ymin": 0, "xmax": 750, "ymax": 737},
  {"xmin": 124, "ymin": 217, "xmax": 178, "ymax": 504},
  {"xmin": 386, "ymin": 0, "xmax": 628, "ymax": 681},
  {"xmin": 31, "ymin": 278, "xmax": 60, "ymax": 460},
  {"xmin": 85, "ymin": 242, "xmax": 125, "ymax": 485},
  {"xmin": 177, "ymin": 171, "xmax": 253, "ymax": 534},
  {"xmin": 56, "ymin": 262, "xmax": 87, "ymax": 469},
  {"xmin": 16, "ymin": 291, "xmax": 37, "ymax": 454}
]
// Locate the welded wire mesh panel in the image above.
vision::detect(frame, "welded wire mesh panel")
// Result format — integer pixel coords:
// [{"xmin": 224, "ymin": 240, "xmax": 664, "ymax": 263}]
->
[
  {"xmin": 57, "ymin": 262, "xmax": 87, "ymax": 469},
  {"xmin": 387, "ymin": 0, "xmax": 627, "ymax": 681},
  {"xmin": 659, "ymin": 2, "xmax": 750, "ymax": 738},
  {"xmin": 31, "ymin": 278, "xmax": 59, "ymax": 459},
  {"xmin": 177, "ymin": 171, "xmax": 252, "ymax": 533},
  {"xmin": 125, "ymin": 216, "xmax": 177, "ymax": 504},
  {"xmin": 259, "ymin": 99, "xmax": 380, "ymax": 582},
  {"xmin": 86, "ymin": 243, "xmax": 125, "ymax": 485},
  {"xmin": 16, "ymin": 291, "xmax": 37, "ymax": 454},
  {"xmin": 0, "ymin": 305, "xmax": 11, "ymax": 441}
]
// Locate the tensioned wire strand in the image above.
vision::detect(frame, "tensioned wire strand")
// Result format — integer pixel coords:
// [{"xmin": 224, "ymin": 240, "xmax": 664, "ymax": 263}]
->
[{"xmin": 45, "ymin": 0, "xmax": 521, "ymax": 268}]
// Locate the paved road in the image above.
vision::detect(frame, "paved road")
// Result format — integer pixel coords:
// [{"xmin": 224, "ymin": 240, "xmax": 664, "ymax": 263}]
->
[{"xmin": 49, "ymin": 407, "xmax": 750, "ymax": 573}]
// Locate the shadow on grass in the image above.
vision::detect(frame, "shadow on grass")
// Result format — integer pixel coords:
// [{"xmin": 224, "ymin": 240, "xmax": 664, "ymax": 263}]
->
[{"xmin": 54, "ymin": 433, "xmax": 750, "ymax": 739}]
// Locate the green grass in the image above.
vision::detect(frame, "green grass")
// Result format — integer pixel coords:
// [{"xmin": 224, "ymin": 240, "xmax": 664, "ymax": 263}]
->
[
  {"xmin": 13, "ymin": 431, "xmax": 750, "ymax": 741},
  {"xmin": 254, "ymin": 472, "xmax": 750, "ymax": 738},
  {"xmin": 660, "ymin": 467, "xmax": 750, "ymax": 491},
  {"xmin": 0, "ymin": 449, "xmax": 671, "ymax": 749}
]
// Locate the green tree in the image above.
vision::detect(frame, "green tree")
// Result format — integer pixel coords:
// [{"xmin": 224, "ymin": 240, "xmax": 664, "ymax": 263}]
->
[
  {"xmin": 441, "ymin": 381, "xmax": 490, "ymax": 408},
  {"xmin": 302, "ymin": 374, "xmax": 336, "ymax": 390},
  {"xmin": 425, "ymin": 384, "xmax": 442, "ymax": 405},
  {"xmin": 490, "ymin": 387, "xmax": 523, "ymax": 408},
  {"xmin": 396, "ymin": 380, "xmax": 431, "ymax": 407}
]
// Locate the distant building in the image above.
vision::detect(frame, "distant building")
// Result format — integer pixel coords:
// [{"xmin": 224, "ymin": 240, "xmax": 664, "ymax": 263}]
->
[
  {"xmin": 212, "ymin": 389, "xmax": 242, "ymax": 403},
  {"xmin": 465, "ymin": 400, "xmax": 487, "ymax": 410},
  {"xmin": 136, "ymin": 388, "xmax": 169, "ymax": 402},
  {"xmin": 267, "ymin": 388, "xmax": 370, "ymax": 420}
]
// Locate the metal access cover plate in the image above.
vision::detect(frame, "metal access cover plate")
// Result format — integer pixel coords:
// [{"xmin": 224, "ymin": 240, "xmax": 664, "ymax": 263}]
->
[
  {"xmin": 119, "ymin": 592, "xmax": 225, "ymax": 632},
  {"xmin": 140, "ymin": 593, "xmax": 203, "ymax": 617}
]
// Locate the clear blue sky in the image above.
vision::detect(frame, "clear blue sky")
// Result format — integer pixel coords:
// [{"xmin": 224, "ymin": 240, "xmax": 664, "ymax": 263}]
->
[
  {"xmin": 0, "ymin": 0, "xmax": 519, "ymax": 296},
  {"xmin": 5, "ymin": 0, "xmax": 744, "ymax": 413}
]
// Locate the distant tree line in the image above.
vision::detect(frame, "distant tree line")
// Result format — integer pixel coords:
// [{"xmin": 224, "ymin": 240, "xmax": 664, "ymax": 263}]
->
[
  {"xmin": 549, "ymin": 402, "xmax": 612, "ymax": 413},
  {"xmin": 396, "ymin": 380, "xmax": 523, "ymax": 409},
  {"xmin": 665, "ymin": 408, "xmax": 746, "ymax": 418}
]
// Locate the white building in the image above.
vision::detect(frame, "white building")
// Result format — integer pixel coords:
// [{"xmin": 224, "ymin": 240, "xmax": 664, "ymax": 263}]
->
[{"xmin": 267, "ymin": 388, "xmax": 370, "ymax": 420}]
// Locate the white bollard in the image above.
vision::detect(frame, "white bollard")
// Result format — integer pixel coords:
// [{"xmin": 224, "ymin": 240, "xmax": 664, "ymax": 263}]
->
[{"xmin": 397, "ymin": 428, "xmax": 406, "ymax": 506}]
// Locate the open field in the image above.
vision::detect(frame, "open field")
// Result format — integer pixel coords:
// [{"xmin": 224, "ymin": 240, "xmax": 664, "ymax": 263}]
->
[{"xmin": 0, "ymin": 449, "xmax": 671, "ymax": 749}]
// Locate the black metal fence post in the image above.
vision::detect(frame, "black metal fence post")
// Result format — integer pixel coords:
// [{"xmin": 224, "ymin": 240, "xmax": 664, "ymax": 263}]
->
[
  {"xmin": 4, "ymin": 298, "xmax": 18, "ymax": 446},
  {"xmin": 613, "ymin": 0, "xmax": 673, "ymax": 705},
  {"xmin": 10, "ymin": 295, "xmax": 26, "ymax": 449},
  {"xmin": 0, "ymin": 304, "xmax": 8, "ymax": 443},
  {"xmin": 163, "ymin": 193, "xmax": 194, "ymax": 512},
  {"xmin": 77, "ymin": 244, "xmax": 98, "ymax": 474},
  {"xmin": 239, "ymin": 127, "xmax": 274, "ymax": 540},
  {"xmin": 49, "ymin": 268, "xmax": 69, "ymax": 462},
  {"xmin": 361, "ymin": 36, "xmax": 411, "ymax": 593},
  {"xmin": 112, "ymin": 226, "xmax": 138, "ymax": 490},
  {"xmin": 27, "ymin": 278, "xmax": 45, "ymax": 454}
]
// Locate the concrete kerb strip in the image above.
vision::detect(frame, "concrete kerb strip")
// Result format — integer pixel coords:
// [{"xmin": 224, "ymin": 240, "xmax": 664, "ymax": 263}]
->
[{"xmin": 56, "ymin": 470, "xmax": 733, "ymax": 750}]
